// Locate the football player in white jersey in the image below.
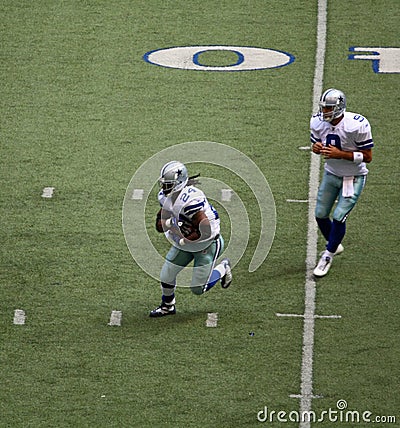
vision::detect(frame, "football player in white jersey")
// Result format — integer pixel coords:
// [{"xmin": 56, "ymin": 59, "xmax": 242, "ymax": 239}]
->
[
  {"xmin": 310, "ymin": 88, "xmax": 374, "ymax": 277},
  {"xmin": 150, "ymin": 160, "xmax": 232, "ymax": 317}
]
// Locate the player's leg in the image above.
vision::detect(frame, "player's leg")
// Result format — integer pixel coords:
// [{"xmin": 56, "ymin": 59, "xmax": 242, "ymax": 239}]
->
[
  {"xmin": 190, "ymin": 236, "xmax": 231, "ymax": 295},
  {"xmin": 315, "ymin": 175, "xmax": 366, "ymax": 277},
  {"xmin": 150, "ymin": 246, "xmax": 193, "ymax": 317},
  {"xmin": 329, "ymin": 175, "xmax": 366, "ymax": 251},
  {"xmin": 314, "ymin": 172, "xmax": 342, "ymax": 277},
  {"xmin": 315, "ymin": 172, "xmax": 341, "ymax": 240}
]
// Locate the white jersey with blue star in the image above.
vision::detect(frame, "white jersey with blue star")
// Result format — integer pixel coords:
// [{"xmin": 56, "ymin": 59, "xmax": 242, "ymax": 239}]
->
[
  {"xmin": 310, "ymin": 111, "xmax": 374, "ymax": 177},
  {"xmin": 158, "ymin": 185, "xmax": 220, "ymax": 250}
]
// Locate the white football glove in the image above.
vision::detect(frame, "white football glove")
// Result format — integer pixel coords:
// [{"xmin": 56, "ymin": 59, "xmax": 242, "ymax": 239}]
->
[{"xmin": 165, "ymin": 217, "xmax": 178, "ymax": 228}]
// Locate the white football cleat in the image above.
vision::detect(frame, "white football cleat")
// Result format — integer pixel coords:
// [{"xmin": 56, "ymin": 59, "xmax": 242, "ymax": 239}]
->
[
  {"xmin": 334, "ymin": 243, "xmax": 344, "ymax": 255},
  {"xmin": 313, "ymin": 254, "xmax": 333, "ymax": 277},
  {"xmin": 220, "ymin": 258, "xmax": 232, "ymax": 288},
  {"xmin": 320, "ymin": 243, "xmax": 344, "ymax": 256}
]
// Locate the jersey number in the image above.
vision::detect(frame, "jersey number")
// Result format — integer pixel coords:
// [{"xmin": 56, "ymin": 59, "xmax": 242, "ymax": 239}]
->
[
  {"xmin": 180, "ymin": 187, "xmax": 196, "ymax": 203},
  {"xmin": 326, "ymin": 115, "xmax": 365, "ymax": 149},
  {"xmin": 326, "ymin": 134, "xmax": 342, "ymax": 150}
]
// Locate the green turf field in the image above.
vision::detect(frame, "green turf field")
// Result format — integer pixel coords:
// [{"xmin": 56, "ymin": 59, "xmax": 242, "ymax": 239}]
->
[{"xmin": 1, "ymin": 1, "xmax": 399, "ymax": 427}]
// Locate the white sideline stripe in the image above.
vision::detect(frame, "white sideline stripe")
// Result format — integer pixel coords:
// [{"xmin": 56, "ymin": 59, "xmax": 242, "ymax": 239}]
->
[
  {"xmin": 13, "ymin": 309, "xmax": 26, "ymax": 325},
  {"xmin": 206, "ymin": 312, "xmax": 218, "ymax": 327},
  {"xmin": 276, "ymin": 313, "xmax": 342, "ymax": 319},
  {"xmin": 131, "ymin": 189, "xmax": 144, "ymax": 200},
  {"xmin": 108, "ymin": 310, "xmax": 122, "ymax": 326},
  {"xmin": 41, "ymin": 187, "xmax": 55, "ymax": 198},
  {"xmin": 299, "ymin": 146, "xmax": 311, "ymax": 151},
  {"xmin": 221, "ymin": 189, "xmax": 232, "ymax": 201},
  {"xmin": 299, "ymin": 1, "xmax": 327, "ymax": 427},
  {"xmin": 286, "ymin": 199, "xmax": 309, "ymax": 203}
]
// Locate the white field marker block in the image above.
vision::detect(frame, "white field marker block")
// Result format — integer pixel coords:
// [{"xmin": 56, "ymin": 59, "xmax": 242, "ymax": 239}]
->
[
  {"xmin": 41, "ymin": 187, "xmax": 55, "ymax": 198},
  {"xmin": 13, "ymin": 309, "xmax": 26, "ymax": 325},
  {"xmin": 286, "ymin": 199, "xmax": 309, "ymax": 203},
  {"xmin": 298, "ymin": 146, "xmax": 311, "ymax": 151},
  {"xmin": 131, "ymin": 189, "xmax": 144, "ymax": 200},
  {"xmin": 221, "ymin": 189, "xmax": 232, "ymax": 202},
  {"xmin": 108, "ymin": 310, "xmax": 122, "ymax": 326},
  {"xmin": 206, "ymin": 312, "xmax": 218, "ymax": 327}
]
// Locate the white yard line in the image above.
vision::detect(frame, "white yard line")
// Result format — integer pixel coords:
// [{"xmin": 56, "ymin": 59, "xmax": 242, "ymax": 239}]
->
[
  {"xmin": 276, "ymin": 313, "xmax": 341, "ymax": 319},
  {"xmin": 299, "ymin": 1, "xmax": 327, "ymax": 427}
]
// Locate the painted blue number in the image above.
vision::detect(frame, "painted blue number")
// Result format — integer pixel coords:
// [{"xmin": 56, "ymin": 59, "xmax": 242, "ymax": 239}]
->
[{"xmin": 326, "ymin": 134, "xmax": 342, "ymax": 150}]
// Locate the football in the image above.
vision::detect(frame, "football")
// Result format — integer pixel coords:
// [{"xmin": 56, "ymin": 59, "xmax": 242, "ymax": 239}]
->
[{"xmin": 179, "ymin": 220, "xmax": 199, "ymax": 238}]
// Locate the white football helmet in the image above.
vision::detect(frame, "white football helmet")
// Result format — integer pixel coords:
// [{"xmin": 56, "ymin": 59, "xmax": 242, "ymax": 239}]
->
[
  {"xmin": 318, "ymin": 88, "xmax": 346, "ymax": 122},
  {"xmin": 159, "ymin": 161, "xmax": 188, "ymax": 195}
]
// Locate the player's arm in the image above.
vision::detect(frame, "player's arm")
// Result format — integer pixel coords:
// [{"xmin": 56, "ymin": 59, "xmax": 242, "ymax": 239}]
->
[
  {"xmin": 310, "ymin": 123, "xmax": 323, "ymax": 154},
  {"xmin": 312, "ymin": 142, "xmax": 324, "ymax": 154},
  {"xmin": 320, "ymin": 146, "xmax": 372, "ymax": 163},
  {"xmin": 362, "ymin": 148, "xmax": 372, "ymax": 163},
  {"xmin": 155, "ymin": 209, "xmax": 164, "ymax": 233},
  {"xmin": 155, "ymin": 208, "xmax": 179, "ymax": 233}
]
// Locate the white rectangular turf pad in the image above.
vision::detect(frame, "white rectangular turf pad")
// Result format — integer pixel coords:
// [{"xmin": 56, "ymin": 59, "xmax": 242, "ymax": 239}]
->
[
  {"xmin": 206, "ymin": 312, "xmax": 218, "ymax": 327},
  {"xmin": 221, "ymin": 189, "xmax": 232, "ymax": 202},
  {"xmin": 108, "ymin": 310, "xmax": 122, "ymax": 326},
  {"xmin": 13, "ymin": 309, "xmax": 26, "ymax": 325},
  {"xmin": 131, "ymin": 189, "xmax": 144, "ymax": 200},
  {"xmin": 41, "ymin": 187, "xmax": 55, "ymax": 198}
]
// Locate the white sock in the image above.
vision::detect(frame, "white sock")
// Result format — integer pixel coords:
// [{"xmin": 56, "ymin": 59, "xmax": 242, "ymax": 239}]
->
[
  {"xmin": 323, "ymin": 250, "xmax": 335, "ymax": 259},
  {"xmin": 214, "ymin": 263, "xmax": 226, "ymax": 277}
]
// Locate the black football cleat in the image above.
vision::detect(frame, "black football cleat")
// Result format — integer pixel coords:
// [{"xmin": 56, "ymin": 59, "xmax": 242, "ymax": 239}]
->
[{"xmin": 149, "ymin": 302, "xmax": 176, "ymax": 318}]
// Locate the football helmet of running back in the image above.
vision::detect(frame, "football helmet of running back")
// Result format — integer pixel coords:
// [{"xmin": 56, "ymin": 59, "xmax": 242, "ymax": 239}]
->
[
  {"xmin": 159, "ymin": 161, "xmax": 188, "ymax": 195},
  {"xmin": 318, "ymin": 88, "xmax": 346, "ymax": 122}
]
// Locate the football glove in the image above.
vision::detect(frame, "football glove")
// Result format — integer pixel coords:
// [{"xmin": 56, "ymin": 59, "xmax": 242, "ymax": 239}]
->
[{"xmin": 165, "ymin": 217, "xmax": 179, "ymax": 228}]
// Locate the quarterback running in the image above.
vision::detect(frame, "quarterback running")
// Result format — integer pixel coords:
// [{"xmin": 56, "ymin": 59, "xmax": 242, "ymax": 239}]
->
[
  {"xmin": 310, "ymin": 88, "xmax": 374, "ymax": 277},
  {"xmin": 150, "ymin": 160, "xmax": 232, "ymax": 317}
]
